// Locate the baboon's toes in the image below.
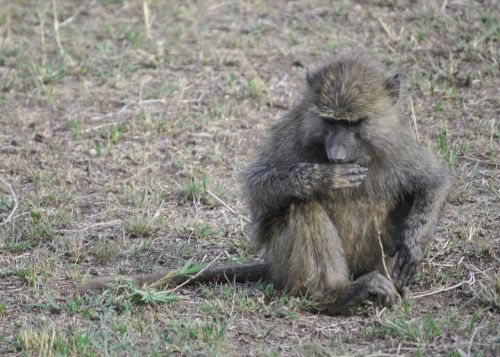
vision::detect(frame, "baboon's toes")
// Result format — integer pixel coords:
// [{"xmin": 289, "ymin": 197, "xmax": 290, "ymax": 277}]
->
[
  {"xmin": 369, "ymin": 271, "xmax": 400, "ymax": 307},
  {"xmin": 381, "ymin": 287, "xmax": 400, "ymax": 307},
  {"xmin": 398, "ymin": 285, "xmax": 410, "ymax": 299}
]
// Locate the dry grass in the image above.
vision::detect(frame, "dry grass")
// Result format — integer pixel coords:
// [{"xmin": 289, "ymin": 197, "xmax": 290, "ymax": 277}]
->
[{"xmin": 0, "ymin": 0, "xmax": 498, "ymax": 356}]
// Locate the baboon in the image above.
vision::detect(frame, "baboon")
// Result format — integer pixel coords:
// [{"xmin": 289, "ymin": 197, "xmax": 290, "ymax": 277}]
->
[{"xmin": 77, "ymin": 54, "xmax": 451, "ymax": 315}]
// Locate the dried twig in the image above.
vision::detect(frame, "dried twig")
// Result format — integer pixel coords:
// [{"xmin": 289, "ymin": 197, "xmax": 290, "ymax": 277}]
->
[
  {"xmin": 462, "ymin": 156, "xmax": 499, "ymax": 167},
  {"xmin": 51, "ymin": 0, "xmax": 75, "ymax": 66},
  {"xmin": 409, "ymin": 96, "xmax": 420, "ymax": 142},
  {"xmin": 51, "ymin": 0, "xmax": 63, "ymax": 55},
  {"xmin": 0, "ymin": 176, "xmax": 19, "ymax": 226},
  {"xmin": 468, "ymin": 326, "xmax": 480, "ymax": 357},
  {"xmin": 409, "ymin": 271, "xmax": 475, "ymax": 299},
  {"xmin": 377, "ymin": 17, "xmax": 402, "ymax": 42},
  {"xmin": 123, "ymin": 164, "xmax": 156, "ymax": 184},
  {"xmin": 55, "ymin": 219, "xmax": 122, "ymax": 233},
  {"xmin": 375, "ymin": 218, "xmax": 392, "ymax": 281},
  {"xmin": 428, "ymin": 238, "xmax": 450, "ymax": 263},
  {"xmin": 40, "ymin": 10, "xmax": 47, "ymax": 67},
  {"xmin": 205, "ymin": 189, "xmax": 251, "ymax": 223},
  {"xmin": 142, "ymin": 0, "xmax": 151, "ymax": 40},
  {"xmin": 208, "ymin": 1, "xmax": 233, "ymax": 12},
  {"xmin": 441, "ymin": 0, "xmax": 448, "ymax": 12},
  {"xmin": 59, "ymin": 6, "xmax": 85, "ymax": 27}
]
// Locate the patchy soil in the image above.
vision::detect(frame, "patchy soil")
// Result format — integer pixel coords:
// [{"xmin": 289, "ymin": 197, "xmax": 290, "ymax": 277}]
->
[{"xmin": 0, "ymin": 0, "xmax": 498, "ymax": 356}]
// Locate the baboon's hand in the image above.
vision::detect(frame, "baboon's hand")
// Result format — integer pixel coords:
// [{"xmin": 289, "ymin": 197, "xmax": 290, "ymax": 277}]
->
[
  {"xmin": 330, "ymin": 164, "xmax": 368, "ymax": 189},
  {"xmin": 391, "ymin": 240, "xmax": 423, "ymax": 289}
]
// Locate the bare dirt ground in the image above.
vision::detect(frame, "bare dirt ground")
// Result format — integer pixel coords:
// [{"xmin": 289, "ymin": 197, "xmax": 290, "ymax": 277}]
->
[{"xmin": 0, "ymin": 0, "xmax": 498, "ymax": 356}]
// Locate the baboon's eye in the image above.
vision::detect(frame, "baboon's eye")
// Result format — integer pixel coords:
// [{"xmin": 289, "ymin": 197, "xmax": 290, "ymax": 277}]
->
[
  {"xmin": 320, "ymin": 117, "xmax": 335, "ymax": 125},
  {"xmin": 349, "ymin": 117, "xmax": 368, "ymax": 127},
  {"xmin": 340, "ymin": 119, "xmax": 362, "ymax": 128},
  {"xmin": 346, "ymin": 120, "xmax": 358, "ymax": 127}
]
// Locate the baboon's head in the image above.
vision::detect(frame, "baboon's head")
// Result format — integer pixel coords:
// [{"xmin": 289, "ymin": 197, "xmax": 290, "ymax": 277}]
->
[{"xmin": 301, "ymin": 55, "xmax": 401, "ymax": 165}]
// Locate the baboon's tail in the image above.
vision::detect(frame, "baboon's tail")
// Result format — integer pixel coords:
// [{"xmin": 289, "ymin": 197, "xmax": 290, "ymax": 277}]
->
[{"xmin": 76, "ymin": 262, "xmax": 269, "ymax": 295}]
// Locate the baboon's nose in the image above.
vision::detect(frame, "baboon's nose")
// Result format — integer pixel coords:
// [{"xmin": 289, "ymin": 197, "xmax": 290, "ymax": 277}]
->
[{"xmin": 330, "ymin": 147, "xmax": 347, "ymax": 163}]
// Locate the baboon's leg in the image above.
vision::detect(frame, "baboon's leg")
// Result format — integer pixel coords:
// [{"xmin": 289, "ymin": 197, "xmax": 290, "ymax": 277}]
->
[
  {"xmin": 267, "ymin": 201, "xmax": 350, "ymax": 295},
  {"xmin": 267, "ymin": 201, "xmax": 399, "ymax": 314}
]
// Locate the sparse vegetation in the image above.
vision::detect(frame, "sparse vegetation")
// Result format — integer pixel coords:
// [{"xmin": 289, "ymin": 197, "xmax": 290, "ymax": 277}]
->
[{"xmin": 0, "ymin": 0, "xmax": 498, "ymax": 355}]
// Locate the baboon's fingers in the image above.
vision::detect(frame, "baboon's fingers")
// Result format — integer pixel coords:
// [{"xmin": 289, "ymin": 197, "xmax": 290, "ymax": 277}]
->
[
  {"xmin": 391, "ymin": 254, "xmax": 405, "ymax": 280},
  {"xmin": 331, "ymin": 163, "xmax": 368, "ymax": 189},
  {"xmin": 392, "ymin": 244, "xmax": 422, "ymax": 288},
  {"xmin": 396, "ymin": 264, "xmax": 417, "ymax": 288},
  {"xmin": 333, "ymin": 174, "xmax": 367, "ymax": 188},
  {"xmin": 347, "ymin": 173, "xmax": 367, "ymax": 183},
  {"xmin": 392, "ymin": 255, "xmax": 409, "ymax": 287},
  {"xmin": 340, "ymin": 164, "xmax": 368, "ymax": 175},
  {"xmin": 331, "ymin": 163, "xmax": 367, "ymax": 174},
  {"xmin": 333, "ymin": 181, "xmax": 362, "ymax": 189}
]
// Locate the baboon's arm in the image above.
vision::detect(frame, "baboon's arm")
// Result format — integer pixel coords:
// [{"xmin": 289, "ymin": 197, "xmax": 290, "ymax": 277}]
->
[
  {"xmin": 76, "ymin": 263, "xmax": 269, "ymax": 295},
  {"xmin": 392, "ymin": 172, "xmax": 452, "ymax": 288},
  {"xmin": 244, "ymin": 163, "xmax": 366, "ymax": 210}
]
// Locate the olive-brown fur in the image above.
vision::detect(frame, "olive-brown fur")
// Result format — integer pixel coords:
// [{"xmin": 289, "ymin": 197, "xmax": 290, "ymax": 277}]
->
[{"xmin": 242, "ymin": 53, "xmax": 451, "ymax": 314}]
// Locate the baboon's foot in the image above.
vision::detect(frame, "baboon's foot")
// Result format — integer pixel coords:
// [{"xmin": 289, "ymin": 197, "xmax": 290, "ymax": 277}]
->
[
  {"xmin": 366, "ymin": 271, "xmax": 401, "ymax": 307},
  {"xmin": 307, "ymin": 271, "xmax": 400, "ymax": 315}
]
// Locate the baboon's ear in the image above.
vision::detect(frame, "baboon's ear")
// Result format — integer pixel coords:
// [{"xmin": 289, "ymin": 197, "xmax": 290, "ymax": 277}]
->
[
  {"xmin": 306, "ymin": 69, "xmax": 315, "ymax": 87},
  {"xmin": 385, "ymin": 73, "xmax": 400, "ymax": 103},
  {"xmin": 306, "ymin": 69, "xmax": 322, "ymax": 93}
]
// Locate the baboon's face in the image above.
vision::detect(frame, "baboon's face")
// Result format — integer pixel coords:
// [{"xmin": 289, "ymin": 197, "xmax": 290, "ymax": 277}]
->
[
  {"xmin": 302, "ymin": 58, "xmax": 401, "ymax": 166},
  {"xmin": 301, "ymin": 112, "xmax": 367, "ymax": 165},
  {"xmin": 324, "ymin": 119, "xmax": 362, "ymax": 164}
]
